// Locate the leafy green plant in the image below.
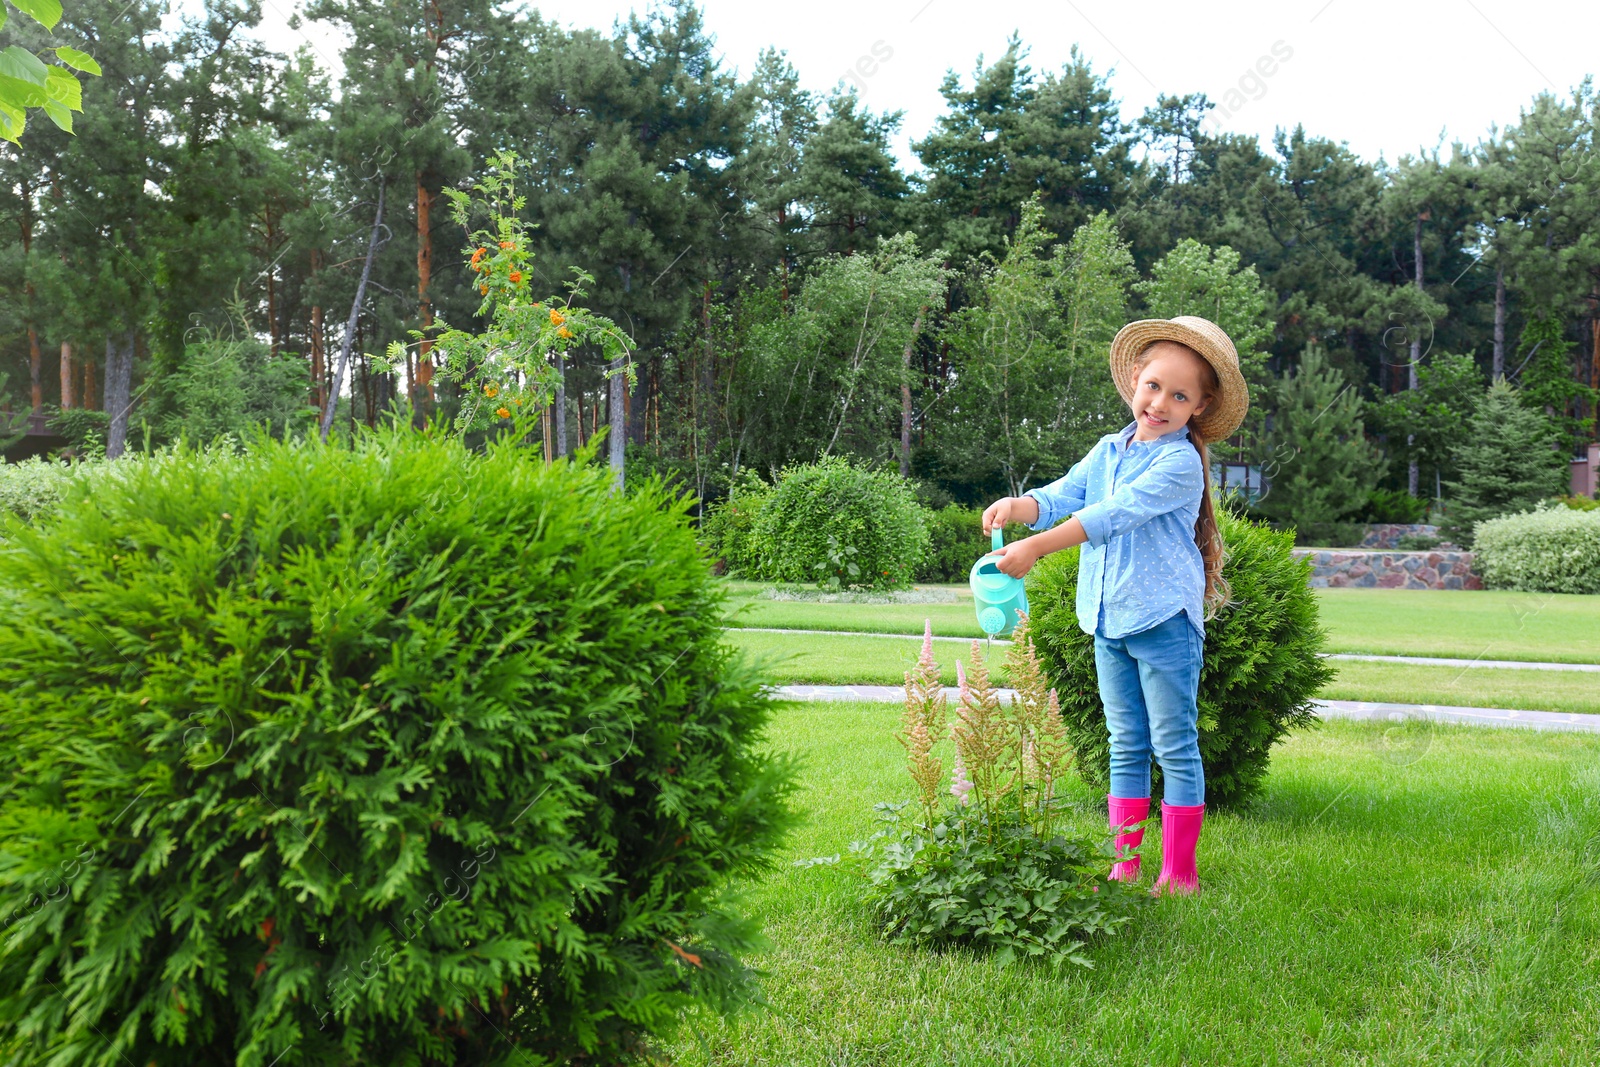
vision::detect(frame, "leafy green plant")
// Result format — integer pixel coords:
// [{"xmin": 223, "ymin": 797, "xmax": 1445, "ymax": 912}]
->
[
  {"xmin": 750, "ymin": 455, "xmax": 928, "ymax": 590},
  {"xmin": 817, "ymin": 622, "xmax": 1143, "ymax": 971},
  {"xmin": 0, "ymin": 427, "xmax": 794, "ymax": 1065},
  {"xmin": 379, "ymin": 151, "xmax": 634, "ymax": 437},
  {"xmin": 1026, "ymin": 507, "xmax": 1333, "ymax": 808},
  {"xmin": 0, "ymin": 0, "xmax": 102, "ymax": 143},
  {"xmin": 1472, "ymin": 503, "xmax": 1600, "ymax": 594},
  {"xmin": 699, "ymin": 467, "xmax": 770, "ymax": 575},
  {"xmin": 1361, "ymin": 487, "xmax": 1428, "ymax": 524},
  {"xmin": 1556, "ymin": 494, "xmax": 1599, "ymax": 512},
  {"xmin": 1396, "ymin": 533, "xmax": 1444, "ymax": 551},
  {"xmin": 0, "ymin": 454, "xmax": 85, "ymax": 521},
  {"xmin": 914, "ymin": 504, "xmax": 1030, "ymax": 583}
]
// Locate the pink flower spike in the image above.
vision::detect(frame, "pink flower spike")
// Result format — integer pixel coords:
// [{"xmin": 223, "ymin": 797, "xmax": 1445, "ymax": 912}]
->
[
  {"xmin": 921, "ymin": 619, "xmax": 933, "ymax": 665},
  {"xmin": 956, "ymin": 659, "xmax": 968, "ymax": 703}
]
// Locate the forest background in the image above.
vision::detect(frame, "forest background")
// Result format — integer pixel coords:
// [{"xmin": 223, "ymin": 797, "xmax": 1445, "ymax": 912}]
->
[{"xmin": 1, "ymin": 0, "xmax": 1596, "ymax": 520}]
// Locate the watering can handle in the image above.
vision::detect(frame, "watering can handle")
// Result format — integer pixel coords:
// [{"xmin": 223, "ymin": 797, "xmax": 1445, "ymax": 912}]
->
[{"xmin": 991, "ymin": 527, "xmax": 1004, "ymax": 552}]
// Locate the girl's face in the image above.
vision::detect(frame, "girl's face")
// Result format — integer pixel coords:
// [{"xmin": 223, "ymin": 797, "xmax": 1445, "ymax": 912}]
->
[{"xmin": 1129, "ymin": 343, "xmax": 1212, "ymax": 441}]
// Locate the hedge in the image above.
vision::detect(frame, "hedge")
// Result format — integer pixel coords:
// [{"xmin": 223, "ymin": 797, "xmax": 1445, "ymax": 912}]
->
[
  {"xmin": 0, "ymin": 429, "xmax": 794, "ymax": 1065},
  {"xmin": 1025, "ymin": 508, "xmax": 1333, "ymax": 808},
  {"xmin": 1473, "ymin": 504, "xmax": 1600, "ymax": 594}
]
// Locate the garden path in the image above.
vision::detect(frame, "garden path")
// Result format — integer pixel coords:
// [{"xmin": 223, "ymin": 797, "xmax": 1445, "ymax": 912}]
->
[
  {"xmin": 736, "ymin": 627, "xmax": 1600, "ymax": 673},
  {"xmin": 772, "ymin": 685, "xmax": 1600, "ymax": 733}
]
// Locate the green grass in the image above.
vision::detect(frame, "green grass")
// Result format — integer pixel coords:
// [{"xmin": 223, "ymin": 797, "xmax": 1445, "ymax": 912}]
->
[
  {"xmin": 731, "ymin": 629, "xmax": 1009, "ymax": 687},
  {"xmin": 723, "ymin": 583, "xmax": 1600, "ymax": 665},
  {"xmin": 1323, "ymin": 660, "xmax": 1600, "ymax": 716},
  {"xmin": 724, "ymin": 630, "xmax": 1600, "ymax": 715},
  {"xmin": 668, "ymin": 702, "xmax": 1600, "ymax": 1066}
]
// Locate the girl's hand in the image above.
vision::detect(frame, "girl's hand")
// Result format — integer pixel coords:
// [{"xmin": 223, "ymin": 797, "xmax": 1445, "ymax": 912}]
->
[
  {"xmin": 989, "ymin": 540, "xmax": 1040, "ymax": 579},
  {"xmin": 981, "ymin": 498, "xmax": 1014, "ymax": 535}
]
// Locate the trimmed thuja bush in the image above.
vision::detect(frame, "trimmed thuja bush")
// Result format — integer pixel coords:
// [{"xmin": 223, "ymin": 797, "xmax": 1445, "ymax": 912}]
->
[
  {"xmin": 1473, "ymin": 503, "xmax": 1600, "ymax": 593},
  {"xmin": 750, "ymin": 456, "xmax": 928, "ymax": 590},
  {"xmin": 816, "ymin": 622, "xmax": 1143, "ymax": 970},
  {"xmin": 1026, "ymin": 509, "xmax": 1333, "ymax": 808},
  {"xmin": 0, "ymin": 429, "xmax": 794, "ymax": 1066}
]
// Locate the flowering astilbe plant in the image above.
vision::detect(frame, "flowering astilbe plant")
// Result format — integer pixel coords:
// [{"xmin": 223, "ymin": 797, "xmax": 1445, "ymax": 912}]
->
[
  {"xmin": 899, "ymin": 621, "xmax": 946, "ymax": 828},
  {"xmin": 379, "ymin": 151, "xmax": 635, "ymax": 437},
  {"xmin": 817, "ymin": 618, "xmax": 1144, "ymax": 971}
]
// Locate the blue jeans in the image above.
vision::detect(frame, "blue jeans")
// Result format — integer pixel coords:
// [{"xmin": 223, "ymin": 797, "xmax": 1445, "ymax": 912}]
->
[{"xmin": 1094, "ymin": 611, "xmax": 1205, "ymax": 806}]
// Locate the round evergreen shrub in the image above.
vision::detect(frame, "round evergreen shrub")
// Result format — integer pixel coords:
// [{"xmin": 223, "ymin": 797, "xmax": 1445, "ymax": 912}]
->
[
  {"xmin": 1473, "ymin": 503, "xmax": 1600, "ymax": 593},
  {"xmin": 0, "ymin": 428, "xmax": 794, "ymax": 1066},
  {"xmin": 750, "ymin": 456, "xmax": 928, "ymax": 590},
  {"xmin": 1025, "ymin": 509, "xmax": 1333, "ymax": 808}
]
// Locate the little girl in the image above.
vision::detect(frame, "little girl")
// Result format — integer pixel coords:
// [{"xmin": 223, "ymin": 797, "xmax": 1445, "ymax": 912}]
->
[{"xmin": 980, "ymin": 316, "xmax": 1248, "ymax": 896}]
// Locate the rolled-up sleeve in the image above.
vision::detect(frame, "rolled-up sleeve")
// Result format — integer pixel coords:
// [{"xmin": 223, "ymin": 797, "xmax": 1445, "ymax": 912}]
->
[
  {"xmin": 1024, "ymin": 456, "xmax": 1090, "ymax": 531},
  {"xmin": 1072, "ymin": 446, "xmax": 1202, "ymax": 547}
]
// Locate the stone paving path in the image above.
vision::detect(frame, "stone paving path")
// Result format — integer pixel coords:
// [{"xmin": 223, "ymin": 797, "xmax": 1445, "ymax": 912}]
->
[
  {"xmin": 772, "ymin": 685, "xmax": 1600, "ymax": 734},
  {"xmin": 733, "ymin": 627, "xmax": 1600, "ymax": 673}
]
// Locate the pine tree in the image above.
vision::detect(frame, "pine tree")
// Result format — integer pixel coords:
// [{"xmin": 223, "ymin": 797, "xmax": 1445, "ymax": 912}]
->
[
  {"xmin": 1255, "ymin": 343, "xmax": 1383, "ymax": 528},
  {"xmin": 1442, "ymin": 378, "xmax": 1570, "ymax": 545}
]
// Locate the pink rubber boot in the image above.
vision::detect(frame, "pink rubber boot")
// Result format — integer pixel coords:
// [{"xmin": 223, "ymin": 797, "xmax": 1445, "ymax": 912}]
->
[
  {"xmin": 1152, "ymin": 802, "xmax": 1205, "ymax": 896},
  {"xmin": 1107, "ymin": 795, "xmax": 1150, "ymax": 882}
]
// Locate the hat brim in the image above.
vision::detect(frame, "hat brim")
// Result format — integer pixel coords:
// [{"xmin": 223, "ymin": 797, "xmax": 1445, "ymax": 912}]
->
[{"xmin": 1108, "ymin": 318, "xmax": 1250, "ymax": 442}]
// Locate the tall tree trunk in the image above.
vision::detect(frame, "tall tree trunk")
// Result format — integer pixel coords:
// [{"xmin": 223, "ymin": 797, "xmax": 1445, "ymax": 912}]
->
[
  {"xmin": 554, "ymin": 352, "xmax": 567, "ymax": 457},
  {"xmin": 900, "ymin": 307, "xmax": 925, "ymax": 478},
  {"xmin": 575, "ymin": 386, "xmax": 587, "ymax": 447},
  {"xmin": 322, "ymin": 178, "xmax": 386, "ymax": 442},
  {"xmin": 1407, "ymin": 212, "xmax": 1423, "ymax": 497},
  {"xmin": 82, "ymin": 354, "xmax": 95, "ymax": 410},
  {"xmin": 414, "ymin": 174, "xmax": 434, "ymax": 429},
  {"xmin": 608, "ymin": 356, "xmax": 626, "ymax": 490},
  {"xmin": 310, "ymin": 249, "xmax": 326, "ymax": 411},
  {"xmin": 59, "ymin": 341, "xmax": 74, "ymax": 409},
  {"xmin": 104, "ymin": 331, "xmax": 135, "ymax": 459},
  {"xmin": 18, "ymin": 174, "xmax": 41, "ymax": 413},
  {"xmin": 1492, "ymin": 262, "xmax": 1506, "ymax": 380}
]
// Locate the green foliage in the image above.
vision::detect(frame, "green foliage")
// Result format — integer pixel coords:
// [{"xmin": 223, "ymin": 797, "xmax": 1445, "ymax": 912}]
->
[
  {"xmin": 0, "ymin": 428, "xmax": 795, "ymax": 1065},
  {"xmin": 938, "ymin": 203, "xmax": 1135, "ymax": 496},
  {"xmin": 1368, "ymin": 353, "xmax": 1485, "ymax": 496},
  {"xmin": 0, "ymin": 454, "xmax": 84, "ymax": 520},
  {"xmin": 1442, "ymin": 379, "xmax": 1570, "ymax": 546},
  {"xmin": 47, "ymin": 406, "xmax": 109, "ymax": 456},
  {"xmin": 1558, "ymin": 494, "xmax": 1599, "ymax": 511},
  {"xmin": 1514, "ymin": 312, "xmax": 1599, "ymax": 452},
  {"xmin": 847, "ymin": 802, "xmax": 1145, "ymax": 970},
  {"xmin": 0, "ymin": 0, "xmax": 101, "ymax": 143},
  {"xmin": 751, "ymin": 456, "xmax": 929, "ymax": 590},
  {"xmin": 1360, "ymin": 487, "xmax": 1428, "ymax": 524},
  {"xmin": 820, "ymin": 623, "xmax": 1142, "ymax": 971},
  {"xmin": 1255, "ymin": 343, "xmax": 1383, "ymax": 527},
  {"xmin": 1396, "ymin": 533, "xmax": 1444, "ymax": 550},
  {"xmin": 379, "ymin": 152, "xmax": 635, "ymax": 436},
  {"xmin": 1134, "ymin": 238, "xmax": 1274, "ymax": 366},
  {"xmin": 914, "ymin": 505, "xmax": 1031, "ymax": 583},
  {"xmin": 1289, "ymin": 521, "xmax": 1366, "ymax": 548},
  {"xmin": 1026, "ymin": 508, "xmax": 1333, "ymax": 808},
  {"xmin": 1472, "ymin": 503, "xmax": 1600, "ymax": 594},
  {"xmin": 700, "ymin": 468, "xmax": 771, "ymax": 575},
  {"xmin": 156, "ymin": 328, "xmax": 317, "ymax": 443}
]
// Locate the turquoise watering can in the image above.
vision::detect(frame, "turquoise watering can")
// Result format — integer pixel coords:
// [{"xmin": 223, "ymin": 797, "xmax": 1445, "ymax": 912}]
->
[{"xmin": 969, "ymin": 528, "xmax": 1029, "ymax": 637}]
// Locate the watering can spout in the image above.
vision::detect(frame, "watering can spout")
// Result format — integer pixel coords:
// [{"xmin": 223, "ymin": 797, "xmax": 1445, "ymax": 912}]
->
[{"xmin": 970, "ymin": 525, "xmax": 1028, "ymax": 637}]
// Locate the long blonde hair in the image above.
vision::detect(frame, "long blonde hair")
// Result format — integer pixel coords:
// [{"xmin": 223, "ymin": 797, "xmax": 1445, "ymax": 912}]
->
[{"xmin": 1132, "ymin": 344, "xmax": 1231, "ymax": 618}]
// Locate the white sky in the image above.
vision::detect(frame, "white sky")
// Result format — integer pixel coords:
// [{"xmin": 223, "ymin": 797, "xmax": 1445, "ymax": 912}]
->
[{"xmin": 251, "ymin": 0, "xmax": 1596, "ymax": 171}]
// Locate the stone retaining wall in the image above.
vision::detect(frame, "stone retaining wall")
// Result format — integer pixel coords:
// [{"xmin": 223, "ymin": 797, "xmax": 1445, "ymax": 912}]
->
[
  {"xmin": 1293, "ymin": 548, "xmax": 1482, "ymax": 590},
  {"xmin": 1358, "ymin": 523, "xmax": 1449, "ymax": 549}
]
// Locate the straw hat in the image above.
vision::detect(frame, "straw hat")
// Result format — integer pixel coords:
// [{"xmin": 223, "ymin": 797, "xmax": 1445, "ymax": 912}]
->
[{"xmin": 1108, "ymin": 316, "xmax": 1250, "ymax": 442}]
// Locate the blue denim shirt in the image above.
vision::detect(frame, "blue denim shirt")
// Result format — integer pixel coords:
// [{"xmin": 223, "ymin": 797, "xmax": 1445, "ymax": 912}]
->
[{"xmin": 1025, "ymin": 422, "xmax": 1206, "ymax": 641}]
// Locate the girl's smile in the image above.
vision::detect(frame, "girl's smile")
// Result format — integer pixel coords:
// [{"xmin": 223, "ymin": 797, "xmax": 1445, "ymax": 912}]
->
[{"xmin": 1129, "ymin": 343, "xmax": 1212, "ymax": 441}]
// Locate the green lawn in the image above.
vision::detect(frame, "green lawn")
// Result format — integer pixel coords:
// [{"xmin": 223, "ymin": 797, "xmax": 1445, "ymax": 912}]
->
[
  {"xmin": 667, "ymin": 701, "xmax": 1600, "ymax": 1066},
  {"xmin": 723, "ymin": 584, "xmax": 1600, "ymax": 665},
  {"xmin": 724, "ymin": 629, "xmax": 1600, "ymax": 715}
]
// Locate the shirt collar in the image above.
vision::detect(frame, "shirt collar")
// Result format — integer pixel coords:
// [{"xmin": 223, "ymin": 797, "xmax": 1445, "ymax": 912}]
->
[{"xmin": 1116, "ymin": 421, "xmax": 1191, "ymax": 450}]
